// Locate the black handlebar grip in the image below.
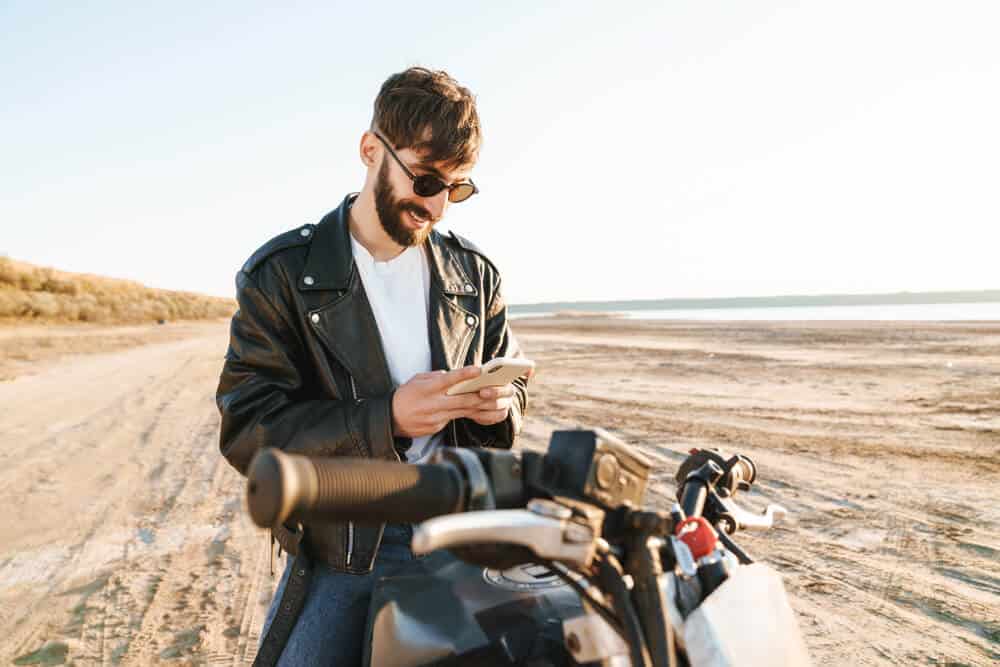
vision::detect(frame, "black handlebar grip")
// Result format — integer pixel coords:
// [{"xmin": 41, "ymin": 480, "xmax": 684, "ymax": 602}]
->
[
  {"xmin": 679, "ymin": 478, "xmax": 709, "ymax": 520},
  {"xmin": 247, "ymin": 449, "xmax": 465, "ymax": 528}
]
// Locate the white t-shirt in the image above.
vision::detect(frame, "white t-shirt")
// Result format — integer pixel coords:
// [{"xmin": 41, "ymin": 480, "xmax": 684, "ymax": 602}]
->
[{"xmin": 350, "ymin": 234, "xmax": 444, "ymax": 463}]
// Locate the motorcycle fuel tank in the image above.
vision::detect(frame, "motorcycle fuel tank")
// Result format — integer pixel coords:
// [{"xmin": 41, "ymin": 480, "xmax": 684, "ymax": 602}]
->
[{"xmin": 364, "ymin": 550, "xmax": 586, "ymax": 667}]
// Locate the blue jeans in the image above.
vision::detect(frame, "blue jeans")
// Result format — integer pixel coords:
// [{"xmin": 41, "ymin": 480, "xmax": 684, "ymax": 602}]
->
[{"xmin": 259, "ymin": 524, "xmax": 419, "ymax": 667}]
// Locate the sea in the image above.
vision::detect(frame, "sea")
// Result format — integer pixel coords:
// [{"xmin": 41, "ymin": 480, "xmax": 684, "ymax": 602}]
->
[{"xmin": 510, "ymin": 301, "xmax": 1000, "ymax": 321}]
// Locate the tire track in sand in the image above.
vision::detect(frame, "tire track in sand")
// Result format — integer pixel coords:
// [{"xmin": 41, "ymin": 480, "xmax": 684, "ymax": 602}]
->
[{"xmin": 0, "ymin": 323, "xmax": 276, "ymax": 666}]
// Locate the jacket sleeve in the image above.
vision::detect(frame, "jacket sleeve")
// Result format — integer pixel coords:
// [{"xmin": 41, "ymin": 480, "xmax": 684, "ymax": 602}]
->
[
  {"xmin": 452, "ymin": 277, "xmax": 528, "ymax": 449},
  {"xmin": 216, "ymin": 268, "xmax": 396, "ymax": 475}
]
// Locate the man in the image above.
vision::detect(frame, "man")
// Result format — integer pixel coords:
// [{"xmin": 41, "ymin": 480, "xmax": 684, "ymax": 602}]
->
[{"xmin": 216, "ymin": 67, "xmax": 529, "ymax": 665}]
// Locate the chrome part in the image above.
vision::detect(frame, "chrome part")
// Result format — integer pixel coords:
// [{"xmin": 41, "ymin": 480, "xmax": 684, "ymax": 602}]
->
[
  {"xmin": 412, "ymin": 510, "xmax": 594, "ymax": 567},
  {"xmin": 527, "ymin": 498, "xmax": 572, "ymax": 520},
  {"xmin": 718, "ymin": 496, "xmax": 788, "ymax": 531},
  {"xmin": 483, "ymin": 563, "xmax": 569, "ymax": 592},
  {"xmin": 349, "ymin": 375, "xmax": 360, "ymax": 405},
  {"xmin": 346, "ymin": 522, "xmax": 355, "ymax": 567},
  {"xmin": 345, "ymin": 374, "xmax": 360, "ymax": 567},
  {"xmin": 671, "ymin": 536, "xmax": 698, "ymax": 579}
]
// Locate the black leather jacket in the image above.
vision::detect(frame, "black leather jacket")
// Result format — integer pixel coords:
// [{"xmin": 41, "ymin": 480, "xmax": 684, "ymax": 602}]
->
[{"xmin": 216, "ymin": 193, "xmax": 528, "ymax": 573}]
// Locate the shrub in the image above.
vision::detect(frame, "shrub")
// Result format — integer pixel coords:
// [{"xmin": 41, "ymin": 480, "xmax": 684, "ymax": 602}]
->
[
  {"xmin": 29, "ymin": 292, "xmax": 61, "ymax": 318},
  {"xmin": 0, "ymin": 258, "xmax": 235, "ymax": 323},
  {"xmin": 0, "ymin": 289, "xmax": 32, "ymax": 317},
  {"xmin": 0, "ymin": 257, "xmax": 18, "ymax": 287},
  {"xmin": 43, "ymin": 276, "xmax": 80, "ymax": 295}
]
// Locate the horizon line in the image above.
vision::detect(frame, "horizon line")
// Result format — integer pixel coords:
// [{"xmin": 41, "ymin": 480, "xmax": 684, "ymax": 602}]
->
[{"xmin": 510, "ymin": 288, "xmax": 1000, "ymax": 311}]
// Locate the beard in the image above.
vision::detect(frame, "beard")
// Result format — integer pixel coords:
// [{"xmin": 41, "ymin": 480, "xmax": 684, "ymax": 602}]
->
[{"xmin": 373, "ymin": 158, "xmax": 434, "ymax": 248}]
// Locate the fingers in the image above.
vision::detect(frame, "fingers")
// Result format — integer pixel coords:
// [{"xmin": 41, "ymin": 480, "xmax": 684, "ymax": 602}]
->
[
  {"xmin": 439, "ymin": 395, "xmax": 509, "ymax": 417},
  {"xmin": 398, "ymin": 368, "xmax": 519, "ymax": 436},
  {"xmin": 428, "ymin": 365, "xmax": 481, "ymax": 391},
  {"xmin": 474, "ymin": 397, "xmax": 512, "ymax": 412},
  {"xmin": 397, "ymin": 367, "xmax": 514, "ymax": 437},
  {"xmin": 442, "ymin": 390, "xmax": 512, "ymax": 411},
  {"xmin": 477, "ymin": 384, "xmax": 515, "ymax": 400},
  {"xmin": 439, "ymin": 392, "xmax": 490, "ymax": 411},
  {"xmin": 430, "ymin": 392, "xmax": 512, "ymax": 421},
  {"xmin": 435, "ymin": 398, "xmax": 510, "ymax": 424}
]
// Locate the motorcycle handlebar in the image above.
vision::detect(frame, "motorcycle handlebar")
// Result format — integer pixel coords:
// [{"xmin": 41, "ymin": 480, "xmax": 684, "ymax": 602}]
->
[
  {"xmin": 246, "ymin": 449, "xmax": 465, "ymax": 529},
  {"xmin": 678, "ymin": 477, "xmax": 710, "ymax": 520},
  {"xmin": 676, "ymin": 452, "xmax": 757, "ymax": 521}
]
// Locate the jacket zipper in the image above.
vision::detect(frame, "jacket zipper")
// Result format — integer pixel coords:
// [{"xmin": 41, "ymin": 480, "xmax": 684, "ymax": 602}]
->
[{"xmin": 345, "ymin": 374, "xmax": 361, "ymax": 567}]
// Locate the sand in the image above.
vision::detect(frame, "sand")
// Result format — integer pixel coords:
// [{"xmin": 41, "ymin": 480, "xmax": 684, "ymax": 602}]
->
[{"xmin": 0, "ymin": 317, "xmax": 997, "ymax": 665}]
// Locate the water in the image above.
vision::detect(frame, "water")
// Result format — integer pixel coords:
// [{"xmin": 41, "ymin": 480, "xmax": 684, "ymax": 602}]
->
[{"xmin": 512, "ymin": 302, "xmax": 1000, "ymax": 321}]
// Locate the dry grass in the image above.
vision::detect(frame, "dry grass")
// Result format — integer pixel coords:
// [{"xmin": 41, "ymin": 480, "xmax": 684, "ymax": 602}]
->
[{"xmin": 0, "ymin": 256, "xmax": 234, "ymax": 324}]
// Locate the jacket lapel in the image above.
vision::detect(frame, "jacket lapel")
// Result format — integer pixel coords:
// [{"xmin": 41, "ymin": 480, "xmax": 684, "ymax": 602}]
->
[
  {"xmin": 302, "ymin": 195, "xmax": 394, "ymax": 397},
  {"xmin": 301, "ymin": 194, "xmax": 479, "ymax": 393},
  {"xmin": 425, "ymin": 232, "xmax": 479, "ymax": 371}
]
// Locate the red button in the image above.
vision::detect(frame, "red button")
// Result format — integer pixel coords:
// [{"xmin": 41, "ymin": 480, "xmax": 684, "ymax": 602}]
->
[{"xmin": 675, "ymin": 516, "xmax": 718, "ymax": 559}]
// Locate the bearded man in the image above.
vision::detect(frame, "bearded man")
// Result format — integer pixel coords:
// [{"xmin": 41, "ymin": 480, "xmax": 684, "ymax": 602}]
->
[{"xmin": 216, "ymin": 67, "xmax": 529, "ymax": 666}]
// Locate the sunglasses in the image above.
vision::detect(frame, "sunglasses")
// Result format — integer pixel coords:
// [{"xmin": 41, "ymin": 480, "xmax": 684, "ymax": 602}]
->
[{"xmin": 373, "ymin": 132, "xmax": 479, "ymax": 203}]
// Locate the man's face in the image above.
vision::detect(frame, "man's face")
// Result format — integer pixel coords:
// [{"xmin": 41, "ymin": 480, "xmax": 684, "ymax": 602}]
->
[{"xmin": 372, "ymin": 139, "xmax": 473, "ymax": 248}]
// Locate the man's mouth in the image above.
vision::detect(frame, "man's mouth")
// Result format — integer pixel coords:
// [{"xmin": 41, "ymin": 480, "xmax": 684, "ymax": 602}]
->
[{"xmin": 405, "ymin": 208, "xmax": 432, "ymax": 228}]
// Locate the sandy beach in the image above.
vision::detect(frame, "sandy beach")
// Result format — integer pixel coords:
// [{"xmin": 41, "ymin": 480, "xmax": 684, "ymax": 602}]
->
[{"xmin": 1, "ymin": 316, "xmax": 997, "ymax": 665}]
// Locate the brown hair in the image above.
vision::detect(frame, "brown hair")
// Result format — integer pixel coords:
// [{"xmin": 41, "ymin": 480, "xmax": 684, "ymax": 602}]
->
[{"xmin": 371, "ymin": 67, "xmax": 481, "ymax": 171}]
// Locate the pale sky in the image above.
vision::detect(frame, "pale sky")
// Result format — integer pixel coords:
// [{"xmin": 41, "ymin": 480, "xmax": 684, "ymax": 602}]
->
[{"xmin": 2, "ymin": 1, "xmax": 998, "ymax": 304}]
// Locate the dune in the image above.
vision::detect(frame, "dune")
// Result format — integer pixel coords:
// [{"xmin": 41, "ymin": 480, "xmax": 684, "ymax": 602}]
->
[{"xmin": 0, "ymin": 256, "xmax": 234, "ymax": 325}]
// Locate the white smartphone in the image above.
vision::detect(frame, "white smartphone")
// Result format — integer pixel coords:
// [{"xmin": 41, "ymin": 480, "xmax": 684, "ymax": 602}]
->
[{"xmin": 445, "ymin": 357, "xmax": 536, "ymax": 396}]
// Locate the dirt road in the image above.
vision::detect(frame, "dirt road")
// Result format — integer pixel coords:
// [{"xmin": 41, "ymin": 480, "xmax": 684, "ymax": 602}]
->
[
  {"xmin": 1, "ymin": 318, "xmax": 998, "ymax": 665},
  {"xmin": 1, "ymin": 322, "xmax": 273, "ymax": 665}
]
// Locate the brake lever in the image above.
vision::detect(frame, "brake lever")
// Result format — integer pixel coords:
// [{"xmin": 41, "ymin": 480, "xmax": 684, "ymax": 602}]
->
[
  {"xmin": 716, "ymin": 495, "xmax": 787, "ymax": 533},
  {"xmin": 412, "ymin": 502, "xmax": 596, "ymax": 568}
]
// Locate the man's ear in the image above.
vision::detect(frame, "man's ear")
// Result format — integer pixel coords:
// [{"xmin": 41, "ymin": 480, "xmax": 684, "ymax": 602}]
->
[{"xmin": 359, "ymin": 132, "xmax": 379, "ymax": 167}]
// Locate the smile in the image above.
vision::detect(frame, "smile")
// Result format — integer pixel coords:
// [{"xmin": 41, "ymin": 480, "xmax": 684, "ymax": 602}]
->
[{"xmin": 406, "ymin": 209, "xmax": 431, "ymax": 227}]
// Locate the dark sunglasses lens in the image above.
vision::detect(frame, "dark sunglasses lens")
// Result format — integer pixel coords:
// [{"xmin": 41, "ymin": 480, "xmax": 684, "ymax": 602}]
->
[
  {"xmin": 413, "ymin": 175, "xmax": 446, "ymax": 197},
  {"xmin": 449, "ymin": 183, "xmax": 476, "ymax": 203}
]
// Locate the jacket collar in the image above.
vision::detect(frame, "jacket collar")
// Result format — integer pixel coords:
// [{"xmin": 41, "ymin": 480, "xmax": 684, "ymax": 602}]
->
[
  {"xmin": 299, "ymin": 193, "xmax": 478, "ymax": 297},
  {"xmin": 299, "ymin": 194, "xmax": 355, "ymax": 291}
]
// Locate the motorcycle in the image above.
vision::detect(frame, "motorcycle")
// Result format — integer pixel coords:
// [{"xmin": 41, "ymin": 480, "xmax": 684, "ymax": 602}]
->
[{"xmin": 246, "ymin": 428, "xmax": 812, "ymax": 666}]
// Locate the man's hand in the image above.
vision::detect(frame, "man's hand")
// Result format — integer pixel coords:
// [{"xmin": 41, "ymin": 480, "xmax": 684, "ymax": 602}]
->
[
  {"xmin": 466, "ymin": 383, "xmax": 516, "ymax": 426},
  {"xmin": 390, "ymin": 367, "xmax": 497, "ymax": 437},
  {"xmin": 466, "ymin": 365, "xmax": 533, "ymax": 426}
]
